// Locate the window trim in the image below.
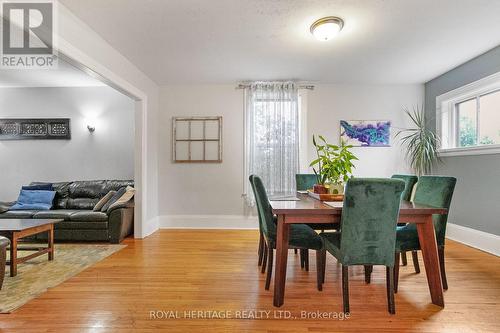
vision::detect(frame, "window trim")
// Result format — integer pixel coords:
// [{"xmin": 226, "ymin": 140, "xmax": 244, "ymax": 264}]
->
[{"xmin": 436, "ymin": 71, "xmax": 500, "ymax": 157}]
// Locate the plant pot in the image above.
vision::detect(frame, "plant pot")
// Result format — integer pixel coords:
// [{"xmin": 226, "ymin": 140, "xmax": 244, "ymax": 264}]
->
[
  {"xmin": 328, "ymin": 183, "xmax": 344, "ymax": 195},
  {"xmin": 313, "ymin": 184, "xmax": 328, "ymax": 194}
]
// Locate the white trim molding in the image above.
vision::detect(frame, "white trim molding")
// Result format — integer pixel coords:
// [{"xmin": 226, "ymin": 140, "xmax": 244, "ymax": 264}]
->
[
  {"xmin": 159, "ymin": 215, "xmax": 259, "ymax": 230},
  {"xmin": 446, "ymin": 223, "xmax": 500, "ymax": 256},
  {"xmin": 436, "ymin": 70, "xmax": 500, "ymax": 157}
]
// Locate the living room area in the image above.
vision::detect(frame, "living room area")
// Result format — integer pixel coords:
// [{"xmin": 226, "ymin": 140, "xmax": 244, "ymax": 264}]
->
[
  {"xmin": 0, "ymin": 56, "xmax": 137, "ymax": 312},
  {"xmin": 1, "ymin": 1, "xmax": 500, "ymax": 332}
]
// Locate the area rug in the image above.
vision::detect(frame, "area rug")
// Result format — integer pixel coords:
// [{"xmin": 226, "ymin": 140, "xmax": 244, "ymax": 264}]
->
[{"xmin": 0, "ymin": 243, "xmax": 125, "ymax": 313}]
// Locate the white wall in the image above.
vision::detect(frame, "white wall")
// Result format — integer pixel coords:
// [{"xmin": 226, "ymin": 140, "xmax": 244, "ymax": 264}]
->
[
  {"xmin": 56, "ymin": 4, "xmax": 160, "ymax": 237},
  {"xmin": 0, "ymin": 86, "xmax": 134, "ymax": 201},
  {"xmin": 157, "ymin": 84, "xmax": 423, "ymax": 228}
]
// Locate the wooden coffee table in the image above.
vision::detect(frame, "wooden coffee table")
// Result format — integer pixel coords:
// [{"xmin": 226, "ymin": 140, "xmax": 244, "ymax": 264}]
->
[{"xmin": 0, "ymin": 219, "xmax": 62, "ymax": 277}]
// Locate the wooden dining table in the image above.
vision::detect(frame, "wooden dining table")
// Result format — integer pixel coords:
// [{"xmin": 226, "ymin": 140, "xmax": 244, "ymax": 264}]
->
[{"xmin": 270, "ymin": 193, "xmax": 448, "ymax": 308}]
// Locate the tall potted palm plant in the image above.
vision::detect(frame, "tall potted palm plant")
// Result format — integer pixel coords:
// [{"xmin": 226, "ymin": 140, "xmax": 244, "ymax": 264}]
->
[{"xmin": 396, "ymin": 105, "xmax": 441, "ymax": 177}]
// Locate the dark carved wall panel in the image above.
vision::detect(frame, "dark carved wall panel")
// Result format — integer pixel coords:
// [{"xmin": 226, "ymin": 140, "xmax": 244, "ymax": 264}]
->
[{"xmin": 0, "ymin": 118, "xmax": 71, "ymax": 140}]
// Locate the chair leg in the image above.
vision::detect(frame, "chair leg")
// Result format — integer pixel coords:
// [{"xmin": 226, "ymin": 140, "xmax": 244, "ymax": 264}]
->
[
  {"xmin": 321, "ymin": 249, "xmax": 326, "ymax": 284},
  {"xmin": 412, "ymin": 250, "xmax": 420, "ymax": 274},
  {"xmin": 258, "ymin": 232, "xmax": 264, "ymax": 266},
  {"xmin": 386, "ymin": 266, "xmax": 396, "ymax": 314},
  {"xmin": 265, "ymin": 247, "xmax": 274, "ymax": 290},
  {"xmin": 315, "ymin": 250, "xmax": 324, "ymax": 291},
  {"xmin": 364, "ymin": 265, "xmax": 373, "ymax": 284},
  {"xmin": 261, "ymin": 243, "xmax": 268, "ymax": 274},
  {"xmin": 342, "ymin": 265, "xmax": 350, "ymax": 314},
  {"xmin": 438, "ymin": 247, "xmax": 448, "ymax": 290},
  {"xmin": 299, "ymin": 249, "xmax": 304, "ymax": 269},
  {"xmin": 304, "ymin": 249, "xmax": 309, "ymax": 272},
  {"xmin": 294, "ymin": 248, "xmax": 298, "ymax": 254},
  {"xmin": 401, "ymin": 252, "xmax": 408, "ymax": 266},
  {"xmin": 394, "ymin": 252, "xmax": 400, "ymax": 293}
]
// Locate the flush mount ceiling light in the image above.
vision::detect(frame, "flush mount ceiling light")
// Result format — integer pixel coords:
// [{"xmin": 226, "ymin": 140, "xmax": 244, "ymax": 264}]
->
[{"xmin": 310, "ymin": 16, "xmax": 344, "ymax": 41}]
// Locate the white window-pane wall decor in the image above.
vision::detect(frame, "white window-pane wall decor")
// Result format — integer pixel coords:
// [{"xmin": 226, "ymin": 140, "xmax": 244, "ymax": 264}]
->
[{"xmin": 244, "ymin": 82, "xmax": 300, "ymax": 204}]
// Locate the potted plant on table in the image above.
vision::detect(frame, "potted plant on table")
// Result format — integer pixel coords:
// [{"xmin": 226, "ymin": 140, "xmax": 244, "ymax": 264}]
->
[{"xmin": 310, "ymin": 135, "xmax": 358, "ymax": 194}]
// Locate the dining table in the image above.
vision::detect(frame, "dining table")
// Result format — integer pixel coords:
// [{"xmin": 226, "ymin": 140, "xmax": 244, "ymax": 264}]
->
[{"xmin": 270, "ymin": 192, "xmax": 448, "ymax": 308}]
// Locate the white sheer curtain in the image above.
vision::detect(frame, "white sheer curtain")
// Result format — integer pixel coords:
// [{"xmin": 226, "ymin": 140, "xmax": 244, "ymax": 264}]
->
[{"xmin": 244, "ymin": 81, "xmax": 300, "ymax": 205}]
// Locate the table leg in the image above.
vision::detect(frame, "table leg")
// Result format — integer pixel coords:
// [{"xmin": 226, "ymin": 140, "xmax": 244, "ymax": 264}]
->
[
  {"xmin": 416, "ymin": 215, "xmax": 444, "ymax": 307},
  {"xmin": 48, "ymin": 224, "xmax": 54, "ymax": 261},
  {"xmin": 273, "ymin": 214, "xmax": 290, "ymax": 307},
  {"xmin": 10, "ymin": 233, "xmax": 17, "ymax": 277}
]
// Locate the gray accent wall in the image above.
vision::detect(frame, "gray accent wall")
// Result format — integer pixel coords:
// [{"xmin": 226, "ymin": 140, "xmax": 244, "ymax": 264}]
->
[
  {"xmin": 0, "ymin": 86, "xmax": 135, "ymax": 201},
  {"xmin": 425, "ymin": 46, "xmax": 500, "ymax": 236}
]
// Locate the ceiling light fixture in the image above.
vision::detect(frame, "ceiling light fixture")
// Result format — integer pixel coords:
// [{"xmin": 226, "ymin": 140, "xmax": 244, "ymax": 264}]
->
[{"xmin": 310, "ymin": 16, "xmax": 344, "ymax": 41}]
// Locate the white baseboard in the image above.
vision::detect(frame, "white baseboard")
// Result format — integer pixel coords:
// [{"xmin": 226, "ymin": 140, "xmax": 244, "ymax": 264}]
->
[
  {"xmin": 158, "ymin": 215, "xmax": 259, "ymax": 230},
  {"xmin": 446, "ymin": 223, "xmax": 500, "ymax": 256}
]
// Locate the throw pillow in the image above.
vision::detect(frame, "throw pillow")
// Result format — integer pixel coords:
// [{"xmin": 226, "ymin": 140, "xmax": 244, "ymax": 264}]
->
[
  {"xmin": 93, "ymin": 191, "xmax": 116, "ymax": 212},
  {"xmin": 22, "ymin": 183, "xmax": 53, "ymax": 191},
  {"xmin": 0, "ymin": 201, "xmax": 14, "ymax": 213},
  {"xmin": 9, "ymin": 190, "xmax": 56, "ymax": 210},
  {"xmin": 107, "ymin": 186, "xmax": 135, "ymax": 213},
  {"xmin": 101, "ymin": 187, "xmax": 127, "ymax": 213}
]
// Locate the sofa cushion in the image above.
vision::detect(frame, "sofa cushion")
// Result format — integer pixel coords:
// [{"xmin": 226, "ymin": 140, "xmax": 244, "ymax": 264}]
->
[
  {"xmin": 31, "ymin": 181, "xmax": 71, "ymax": 209},
  {"xmin": 69, "ymin": 181, "xmax": 106, "ymax": 199},
  {"xmin": 55, "ymin": 221, "xmax": 108, "ymax": 230},
  {"xmin": 93, "ymin": 191, "xmax": 116, "ymax": 212},
  {"xmin": 102, "ymin": 180, "xmax": 134, "ymax": 195},
  {"xmin": 10, "ymin": 190, "xmax": 56, "ymax": 210},
  {"xmin": 70, "ymin": 211, "xmax": 108, "ymax": 222},
  {"xmin": 101, "ymin": 187, "xmax": 126, "ymax": 212},
  {"xmin": 0, "ymin": 210, "xmax": 40, "ymax": 218},
  {"xmin": 67, "ymin": 198, "xmax": 100, "ymax": 210},
  {"xmin": 107, "ymin": 186, "xmax": 135, "ymax": 213},
  {"xmin": 33, "ymin": 210, "xmax": 80, "ymax": 220}
]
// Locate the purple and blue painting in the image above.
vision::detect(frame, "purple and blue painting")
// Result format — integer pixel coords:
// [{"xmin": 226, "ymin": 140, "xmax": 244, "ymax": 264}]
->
[{"xmin": 340, "ymin": 120, "xmax": 391, "ymax": 147}]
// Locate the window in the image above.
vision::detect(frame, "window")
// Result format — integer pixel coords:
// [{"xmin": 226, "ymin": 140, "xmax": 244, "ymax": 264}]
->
[
  {"xmin": 436, "ymin": 72, "xmax": 500, "ymax": 156},
  {"xmin": 244, "ymin": 82, "xmax": 300, "ymax": 202}
]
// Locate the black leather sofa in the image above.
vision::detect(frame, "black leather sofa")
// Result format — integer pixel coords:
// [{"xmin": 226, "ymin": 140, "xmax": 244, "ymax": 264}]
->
[{"xmin": 0, "ymin": 180, "xmax": 134, "ymax": 243}]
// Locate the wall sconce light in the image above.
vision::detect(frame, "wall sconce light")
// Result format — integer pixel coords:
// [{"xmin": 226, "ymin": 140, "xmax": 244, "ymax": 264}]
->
[{"xmin": 87, "ymin": 124, "xmax": 95, "ymax": 133}]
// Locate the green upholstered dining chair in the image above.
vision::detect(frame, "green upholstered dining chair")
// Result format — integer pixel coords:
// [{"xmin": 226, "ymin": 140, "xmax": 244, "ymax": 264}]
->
[
  {"xmin": 294, "ymin": 173, "xmax": 320, "ymax": 268},
  {"xmin": 394, "ymin": 176, "xmax": 456, "ymax": 292},
  {"xmin": 249, "ymin": 175, "xmax": 324, "ymax": 291},
  {"xmin": 391, "ymin": 175, "xmax": 418, "ymax": 268},
  {"xmin": 295, "ymin": 174, "xmax": 317, "ymax": 192},
  {"xmin": 319, "ymin": 178, "xmax": 405, "ymax": 314}
]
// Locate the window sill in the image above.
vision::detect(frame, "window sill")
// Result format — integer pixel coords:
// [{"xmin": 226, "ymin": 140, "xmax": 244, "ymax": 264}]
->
[{"xmin": 438, "ymin": 144, "xmax": 500, "ymax": 157}]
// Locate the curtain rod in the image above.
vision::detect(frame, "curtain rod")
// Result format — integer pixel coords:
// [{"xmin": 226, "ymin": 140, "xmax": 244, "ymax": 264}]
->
[{"xmin": 236, "ymin": 84, "xmax": 314, "ymax": 90}]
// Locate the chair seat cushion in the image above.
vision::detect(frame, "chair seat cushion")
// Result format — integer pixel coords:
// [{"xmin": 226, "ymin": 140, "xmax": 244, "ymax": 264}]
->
[
  {"xmin": 320, "ymin": 232, "xmax": 342, "ymax": 259},
  {"xmin": 306, "ymin": 223, "xmax": 339, "ymax": 231},
  {"xmin": 33, "ymin": 210, "xmax": 80, "ymax": 220},
  {"xmin": 70, "ymin": 211, "xmax": 108, "ymax": 222},
  {"xmin": 0, "ymin": 210, "xmax": 40, "ymax": 218},
  {"xmin": 288, "ymin": 224, "xmax": 323, "ymax": 250},
  {"xmin": 395, "ymin": 224, "xmax": 420, "ymax": 252}
]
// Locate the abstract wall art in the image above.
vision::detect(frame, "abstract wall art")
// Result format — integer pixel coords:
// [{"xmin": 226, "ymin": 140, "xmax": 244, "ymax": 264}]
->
[
  {"xmin": 340, "ymin": 120, "xmax": 391, "ymax": 147},
  {"xmin": 0, "ymin": 118, "xmax": 71, "ymax": 140}
]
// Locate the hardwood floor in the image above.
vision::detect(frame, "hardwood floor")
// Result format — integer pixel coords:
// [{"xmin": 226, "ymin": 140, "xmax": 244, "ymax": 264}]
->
[{"xmin": 1, "ymin": 230, "xmax": 499, "ymax": 332}]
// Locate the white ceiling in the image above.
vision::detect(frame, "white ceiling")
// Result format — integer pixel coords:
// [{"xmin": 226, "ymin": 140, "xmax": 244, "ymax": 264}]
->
[
  {"xmin": 60, "ymin": 0, "xmax": 500, "ymax": 85},
  {"xmin": 0, "ymin": 58, "xmax": 106, "ymax": 88}
]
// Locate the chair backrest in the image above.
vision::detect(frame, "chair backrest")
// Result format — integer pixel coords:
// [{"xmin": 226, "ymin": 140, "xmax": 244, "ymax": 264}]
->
[
  {"xmin": 391, "ymin": 174, "xmax": 418, "ymax": 201},
  {"xmin": 413, "ymin": 176, "xmax": 456, "ymax": 246},
  {"xmin": 339, "ymin": 178, "xmax": 405, "ymax": 267},
  {"xmin": 295, "ymin": 174, "xmax": 317, "ymax": 191},
  {"xmin": 249, "ymin": 175, "xmax": 276, "ymax": 240}
]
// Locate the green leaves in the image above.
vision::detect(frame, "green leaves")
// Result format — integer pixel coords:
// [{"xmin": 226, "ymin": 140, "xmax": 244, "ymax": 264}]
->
[
  {"xmin": 311, "ymin": 135, "xmax": 358, "ymax": 185},
  {"xmin": 396, "ymin": 105, "xmax": 440, "ymax": 176}
]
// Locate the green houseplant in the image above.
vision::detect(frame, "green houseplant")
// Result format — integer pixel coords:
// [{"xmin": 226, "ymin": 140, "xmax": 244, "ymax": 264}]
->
[
  {"xmin": 310, "ymin": 135, "xmax": 358, "ymax": 194},
  {"xmin": 396, "ymin": 106, "xmax": 440, "ymax": 176}
]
